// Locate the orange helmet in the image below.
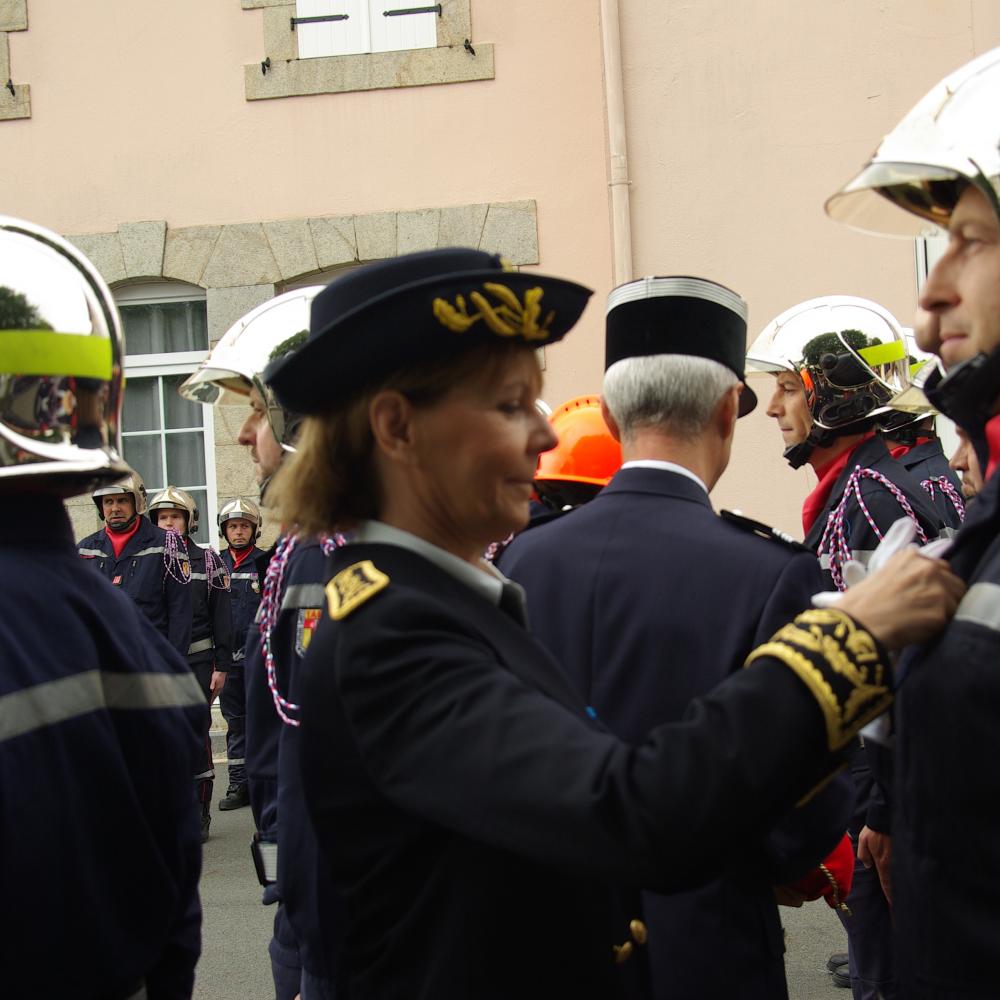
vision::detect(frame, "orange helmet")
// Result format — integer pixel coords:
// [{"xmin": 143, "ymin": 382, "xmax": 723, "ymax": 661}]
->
[{"xmin": 536, "ymin": 395, "xmax": 622, "ymax": 487}]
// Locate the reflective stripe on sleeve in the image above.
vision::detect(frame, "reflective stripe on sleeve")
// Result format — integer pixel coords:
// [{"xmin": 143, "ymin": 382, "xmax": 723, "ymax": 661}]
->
[
  {"xmin": 188, "ymin": 637, "xmax": 214, "ymax": 655},
  {"xmin": 231, "ymin": 572, "xmax": 258, "ymax": 580},
  {"xmin": 77, "ymin": 547, "xmax": 105, "ymax": 558},
  {"xmin": 954, "ymin": 582, "xmax": 1000, "ymax": 633},
  {"xmin": 0, "ymin": 669, "xmax": 205, "ymax": 744},
  {"xmin": 280, "ymin": 583, "xmax": 327, "ymax": 611}
]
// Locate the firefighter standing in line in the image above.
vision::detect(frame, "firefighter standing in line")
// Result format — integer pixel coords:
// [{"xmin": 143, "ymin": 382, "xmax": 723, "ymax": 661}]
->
[
  {"xmin": 180, "ymin": 289, "xmax": 344, "ymax": 1000},
  {"xmin": 825, "ymin": 43, "xmax": 1000, "ymax": 996},
  {"xmin": 78, "ymin": 471, "xmax": 193, "ymax": 657},
  {"xmin": 149, "ymin": 486, "xmax": 233, "ymax": 841},
  {"xmin": 217, "ymin": 496, "xmax": 266, "ymax": 812},
  {"xmin": 0, "ymin": 215, "xmax": 205, "ymax": 998}
]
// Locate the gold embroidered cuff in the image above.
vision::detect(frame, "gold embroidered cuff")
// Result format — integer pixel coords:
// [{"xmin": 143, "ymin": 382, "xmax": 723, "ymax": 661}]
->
[{"xmin": 745, "ymin": 608, "xmax": 891, "ymax": 752}]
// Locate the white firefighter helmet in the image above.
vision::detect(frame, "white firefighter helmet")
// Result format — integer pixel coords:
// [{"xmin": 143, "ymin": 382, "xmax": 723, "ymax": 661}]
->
[
  {"xmin": 0, "ymin": 216, "xmax": 129, "ymax": 495},
  {"xmin": 826, "ymin": 46, "xmax": 1000, "ymax": 234},
  {"xmin": 747, "ymin": 295, "xmax": 910, "ymax": 430},
  {"xmin": 148, "ymin": 485, "xmax": 199, "ymax": 534},
  {"xmin": 93, "ymin": 471, "xmax": 148, "ymax": 519},
  {"xmin": 178, "ymin": 288, "xmax": 322, "ymax": 452},
  {"xmin": 218, "ymin": 496, "xmax": 262, "ymax": 540}
]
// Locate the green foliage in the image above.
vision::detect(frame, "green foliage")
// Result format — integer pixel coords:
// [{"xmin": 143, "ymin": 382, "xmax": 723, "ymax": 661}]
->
[
  {"xmin": 270, "ymin": 329, "xmax": 309, "ymax": 363},
  {"xmin": 802, "ymin": 328, "xmax": 874, "ymax": 366},
  {"xmin": 0, "ymin": 286, "xmax": 52, "ymax": 330}
]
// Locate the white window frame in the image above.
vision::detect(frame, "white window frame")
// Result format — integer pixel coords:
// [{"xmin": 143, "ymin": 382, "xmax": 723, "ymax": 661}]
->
[{"xmin": 116, "ymin": 282, "xmax": 219, "ymax": 545}]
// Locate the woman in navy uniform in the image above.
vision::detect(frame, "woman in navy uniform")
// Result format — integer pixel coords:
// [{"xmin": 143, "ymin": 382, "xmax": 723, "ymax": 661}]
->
[
  {"xmin": 149, "ymin": 486, "xmax": 233, "ymax": 841},
  {"xmin": 263, "ymin": 248, "xmax": 962, "ymax": 1000},
  {"xmin": 0, "ymin": 217, "xmax": 205, "ymax": 998}
]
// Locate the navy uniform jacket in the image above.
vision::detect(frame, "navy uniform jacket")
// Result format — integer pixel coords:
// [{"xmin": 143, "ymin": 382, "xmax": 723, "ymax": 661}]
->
[
  {"xmin": 893, "ymin": 454, "xmax": 1000, "ymax": 997},
  {"xmin": 78, "ymin": 517, "xmax": 192, "ymax": 656},
  {"xmin": 300, "ymin": 540, "xmax": 886, "ymax": 1000},
  {"xmin": 246, "ymin": 536, "xmax": 347, "ymax": 985},
  {"xmin": 222, "ymin": 545, "xmax": 266, "ymax": 667},
  {"xmin": 186, "ymin": 541, "xmax": 232, "ymax": 669},
  {"xmin": 500, "ymin": 466, "xmax": 851, "ymax": 1000},
  {"xmin": 897, "ymin": 436, "xmax": 965, "ymax": 531},
  {"xmin": 804, "ymin": 435, "xmax": 942, "ymax": 584},
  {"xmin": 1, "ymin": 496, "xmax": 205, "ymax": 999},
  {"xmin": 803, "ymin": 435, "xmax": 944, "ymax": 835}
]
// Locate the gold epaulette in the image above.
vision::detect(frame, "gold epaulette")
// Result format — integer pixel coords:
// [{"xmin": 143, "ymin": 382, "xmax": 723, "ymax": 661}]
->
[
  {"xmin": 745, "ymin": 608, "xmax": 891, "ymax": 751},
  {"xmin": 325, "ymin": 560, "xmax": 390, "ymax": 621}
]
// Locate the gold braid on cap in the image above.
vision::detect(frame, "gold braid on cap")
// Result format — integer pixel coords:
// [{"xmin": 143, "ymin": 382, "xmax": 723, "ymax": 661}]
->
[
  {"xmin": 744, "ymin": 608, "xmax": 891, "ymax": 752},
  {"xmin": 433, "ymin": 283, "xmax": 555, "ymax": 341}
]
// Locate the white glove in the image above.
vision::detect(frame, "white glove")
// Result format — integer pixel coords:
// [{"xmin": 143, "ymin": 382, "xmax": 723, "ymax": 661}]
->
[
  {"xmin": 811, "ymin": 518, "xmax": 952, "ymax": 746},
  {"xmin": 812, "ymin": 517, "xmax": 952, "ymax": 607}
]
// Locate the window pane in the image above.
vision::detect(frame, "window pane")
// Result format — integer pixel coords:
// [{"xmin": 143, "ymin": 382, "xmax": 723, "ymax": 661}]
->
[
  {"xmin": 166, "ymin": 431, "xmax": 206, "ymax": 489},
  {"xmin": 164, "ymin": 374, "xmax": 204, "ymax": 430},
  {"xmin": 188, "ymin": 489, "xmax": 209, "ymax": 545},
  {"xmin": 122, "ymin": 377, "xmax": 160, "ymax": 432},
  {"xmin": 120, "ymin": 301, "xmax": 207, "ymax": 355},
  {"xmin": 121, "ymin": 304, "xmax": 154, "ymax": 355},
  {"xmin": 123, "ymin": 434, "xmax": 163, "ymax": 487}
]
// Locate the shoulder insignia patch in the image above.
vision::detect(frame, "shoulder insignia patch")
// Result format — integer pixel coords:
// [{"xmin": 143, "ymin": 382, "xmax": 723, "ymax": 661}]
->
[
  {"xmin": 720, "ymin": 509, "xmax": 809, "ymax": 552},
  {"xmin": 295, "ymin": 607, "xmax": 323, "ymax": 656},
  {"xmin": 325, "ymin": 560, "xmax": 390, "ymax": 620}
]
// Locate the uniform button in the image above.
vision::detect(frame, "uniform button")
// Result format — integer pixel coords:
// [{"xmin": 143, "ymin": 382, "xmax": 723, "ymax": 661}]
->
[
  {"xmin": 613, "ymin": 941, "xmax": 634, "ymax": 964},
  {"xmin": 629, "ymin": 919, "xmax": 647, "ymax": 945}
]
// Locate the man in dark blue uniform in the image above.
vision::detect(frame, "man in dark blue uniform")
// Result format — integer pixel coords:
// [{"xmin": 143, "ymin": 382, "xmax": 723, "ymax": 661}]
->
[
  {"xmin": 0, "ymin": 216, "xmax": 205, "ymax": 998},
  {"xmin": 150, "ymin": 486, "xmax": 233, "ymax": 841},
  {"xmin": 217, "ymin": 495, "xmax": 266, "ymax": 811},
  {"xmin": 749, "ymin": 297, "xmax": 945, "ymax": 999},
  {"xmin": 181, "ymin": 289, "xmax": 345, "ymax": 999},
  {"xmin": 501, "ymin": 277, "xmax": 853, "ymax": 1000},
  {"xmin": 880, "ymin": 409, "xmax": 965, "ymax": 530},
  {"xmin": 78, "ymin": 471, "xmax": 193, "ymax": 657},
  {"xmin": 825, "ymin": 44, "xmax": 1000, "ymax": 998}
]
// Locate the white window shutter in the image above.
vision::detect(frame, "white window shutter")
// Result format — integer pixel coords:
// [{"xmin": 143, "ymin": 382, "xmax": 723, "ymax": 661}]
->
[
  {"xmin": 296, "ymin": 0, "xmax": 370, "ymax": 58},
  {"xmin": 368, "ymin": 0, "xmax": 437, "ymax": 54}
]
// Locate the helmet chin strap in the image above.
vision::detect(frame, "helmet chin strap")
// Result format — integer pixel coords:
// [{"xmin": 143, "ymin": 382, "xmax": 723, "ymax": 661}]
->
[
  {"xmin": 106, "ymin": 511, "xmax": 138, "ymax": 533},
  {"xmin": 925, "ymin": 346, "xmax": 1000, "ymax": 434},
  {"xmin": 924, "ymin": 346, "xmax": 1000, "ymax": 475},
  {"xmin": 783, "ymin": 427, "xmax": 837, "ymax": 469}
]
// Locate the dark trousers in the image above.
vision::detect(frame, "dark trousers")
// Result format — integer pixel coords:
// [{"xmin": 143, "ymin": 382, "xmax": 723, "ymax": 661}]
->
[
  {"xmin": 219, "ymin": 664, "xmax": 246, "ymax": 787},
  {"xmin": 269, "ymin": 904, "xmax": 337, "ymax": 1000},
  {"xmin": 837, "ymin": 835, "xmax": 896, "ymax": 1000},
  {"xmin": 190, "ymin": 659, "xmax": 215, "ymax": 812}
]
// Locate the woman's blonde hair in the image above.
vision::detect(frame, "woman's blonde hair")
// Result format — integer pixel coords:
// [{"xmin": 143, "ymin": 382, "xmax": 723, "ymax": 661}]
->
[{"xmin": 269, "ymin": 340, "xmax": 539, "ymax": 538}]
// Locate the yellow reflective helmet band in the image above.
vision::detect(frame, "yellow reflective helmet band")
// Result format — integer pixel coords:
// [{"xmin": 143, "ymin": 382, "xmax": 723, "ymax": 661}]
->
[
  {"xmin": 857, "ymin": 340, "xmax": 906, "ymax": 367},
  {"xmin": 0, "ymin": 330, "xmax": 114, "ymax": 379}
]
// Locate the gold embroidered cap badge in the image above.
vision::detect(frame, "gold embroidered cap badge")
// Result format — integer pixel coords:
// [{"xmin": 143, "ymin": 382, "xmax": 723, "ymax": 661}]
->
[{"xmin": 433, "ymin": 283, "xmax": 555, "ymax": 341}]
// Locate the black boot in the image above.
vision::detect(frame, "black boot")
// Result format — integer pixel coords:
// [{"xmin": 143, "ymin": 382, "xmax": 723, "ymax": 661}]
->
[{"xmin": 219, "ymin": 783, "xmax": 250, "ymax": 811}]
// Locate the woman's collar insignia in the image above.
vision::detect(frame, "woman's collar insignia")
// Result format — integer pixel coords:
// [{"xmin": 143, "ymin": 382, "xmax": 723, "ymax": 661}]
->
[{"xmin": 326, "ymin": 560, "xmax": 390, "ymax": 620}]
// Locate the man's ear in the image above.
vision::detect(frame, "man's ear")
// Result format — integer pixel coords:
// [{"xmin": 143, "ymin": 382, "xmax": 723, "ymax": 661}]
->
[
  {"xmin": 369, "ymin": 390, "xmax": 417, "ymax": 464},
  {"xmin": 599, "ymin": 396, "xmax": 622, "ymax": 443}
]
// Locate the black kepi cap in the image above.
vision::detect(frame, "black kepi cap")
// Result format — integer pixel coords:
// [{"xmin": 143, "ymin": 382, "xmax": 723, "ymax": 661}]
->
[
  {"xmin": 266, "ymin": 248, "xmax": 592, "ymax": 414},
  {"xmin": 605, "ymin": 276, "xmax": 757, "ymax": 417}
]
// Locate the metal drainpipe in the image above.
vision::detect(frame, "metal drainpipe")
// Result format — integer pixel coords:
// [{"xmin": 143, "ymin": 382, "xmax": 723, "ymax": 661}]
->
[{"xmin": 600, "ymin": 0, "xmax": 633, "ymax": 286}]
